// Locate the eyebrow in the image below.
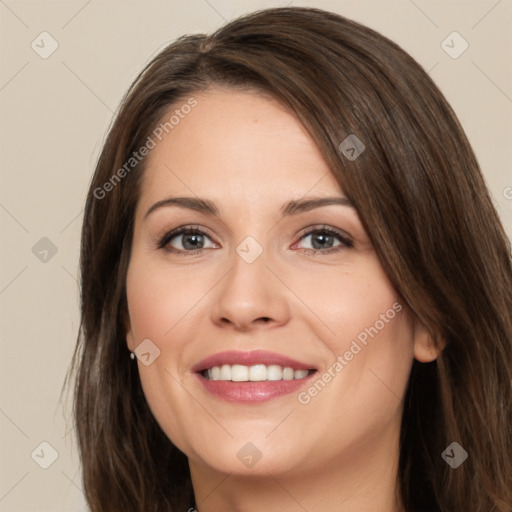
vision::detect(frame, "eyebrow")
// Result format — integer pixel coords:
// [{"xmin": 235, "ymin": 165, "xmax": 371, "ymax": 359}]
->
[{"xmin": 143, "ymin": 195, "xmax": 353, "ymax": 220}]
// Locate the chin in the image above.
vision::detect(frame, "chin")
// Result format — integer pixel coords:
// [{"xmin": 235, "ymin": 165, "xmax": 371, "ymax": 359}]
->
[{"xmin": 186, "ymin": 438, "xmax": 307, "ymax": 477}]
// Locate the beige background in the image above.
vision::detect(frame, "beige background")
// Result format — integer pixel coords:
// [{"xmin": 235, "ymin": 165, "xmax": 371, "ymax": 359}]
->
[{"xmin": 1, "ymin": 1, "xmax": 511, "ymax": 510}]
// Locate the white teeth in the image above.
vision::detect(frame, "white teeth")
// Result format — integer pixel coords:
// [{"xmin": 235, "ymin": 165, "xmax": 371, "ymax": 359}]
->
[
  {"xmin": 294, "ymin": 369, "xmax": 309, "ymax": 379},
  {"xmin": 267, "ymin": 365, "xmax": 282, "ymax": 381},
  {"xmin": 202, "ymin": 364, "xmax": 313, "ymax": 382},
  {"xmin": 283, "ymin": 367, "xmax": 294, "ymax": 380},
  {"xmin": 220, "ymin": 364, "xmax": 232, "ymax": 380},
  {"xmin": 231, "ymin": 364, "xmax": 249, "ymax": 381},
  {"xmin": 249, "ymin": 364, "xmax": 267, "ymax": 381}
]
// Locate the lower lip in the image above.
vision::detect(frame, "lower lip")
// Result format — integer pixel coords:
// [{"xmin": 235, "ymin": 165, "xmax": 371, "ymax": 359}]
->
[{"xmin": 196, "ymin": 372, "xmax": 317, "ymax": 403}]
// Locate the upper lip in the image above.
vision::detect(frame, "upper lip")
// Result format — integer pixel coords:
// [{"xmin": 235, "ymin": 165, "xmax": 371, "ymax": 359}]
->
[{"xmin": 192, "ymin": 350, "xmax": 317, "ymax": 372}]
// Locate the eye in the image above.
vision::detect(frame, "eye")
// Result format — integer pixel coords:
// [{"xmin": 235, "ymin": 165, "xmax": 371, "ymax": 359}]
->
[
  {"xmin": 293, "ymin": 226, "xmax": 353, "ymax": 254},
  {"xmin": 157, "ymin": 226, "xmax": 217, "ymax": 254},
  {"xmin": 156, "ymin": 225, "xmax": 352, "ymax": 256}
]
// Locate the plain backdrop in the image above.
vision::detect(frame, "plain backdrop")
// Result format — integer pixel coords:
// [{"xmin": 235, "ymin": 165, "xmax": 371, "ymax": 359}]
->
[{"xmin": 1, "ymin": 1, "xmax": 511, "ymax": 510}]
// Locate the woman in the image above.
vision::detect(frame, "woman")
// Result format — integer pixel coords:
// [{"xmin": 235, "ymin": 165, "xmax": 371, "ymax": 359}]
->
[{"xmin": 68, "ymin": 7, "xmax": 512, "ymax": 512}]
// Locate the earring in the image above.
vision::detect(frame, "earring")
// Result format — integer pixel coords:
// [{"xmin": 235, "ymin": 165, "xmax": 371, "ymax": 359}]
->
[{"xmin": 130, "ymin": 352, "xmax": 136, "ymax": 360}]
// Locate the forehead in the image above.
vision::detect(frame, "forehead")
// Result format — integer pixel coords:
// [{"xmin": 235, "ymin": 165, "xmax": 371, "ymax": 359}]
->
[{"xmin": 136, "ymin": 87, "xmax": 343, "ymax": 215}]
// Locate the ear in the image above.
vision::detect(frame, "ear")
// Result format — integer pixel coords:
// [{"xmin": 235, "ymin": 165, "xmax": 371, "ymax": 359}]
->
[{"xmin": 413, "ymin": 317, "xmax": 444, "ymax": 363}]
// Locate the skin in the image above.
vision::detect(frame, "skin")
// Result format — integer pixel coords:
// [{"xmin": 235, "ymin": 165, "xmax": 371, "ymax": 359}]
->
[{"xmin": 125, "ymin": 87, "xmax": 439, "ymax": 512}]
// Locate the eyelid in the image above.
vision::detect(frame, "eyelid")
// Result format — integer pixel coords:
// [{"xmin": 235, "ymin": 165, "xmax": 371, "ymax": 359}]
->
[
  {"xmin": 155, "ymin": 224, "xmax": 217, "ymax": 251},
  {"xmin": 292, "ymin": 224, "xmax": 353, "ymax": 251},
  {"xmin": 295, "ymin": 224, "xmax": 351, "ymax": 240},
  {"xmin": 156, "ymin": 223, "xmax": 353, "ymax": 254}
]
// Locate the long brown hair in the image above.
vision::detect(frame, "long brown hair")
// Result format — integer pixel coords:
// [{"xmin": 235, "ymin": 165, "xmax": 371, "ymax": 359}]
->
[{"xmin": 66, "ymin": 7, "xmax": 512, "ymax": 511}]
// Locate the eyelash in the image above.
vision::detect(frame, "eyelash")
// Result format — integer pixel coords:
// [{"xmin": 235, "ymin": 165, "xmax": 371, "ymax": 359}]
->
[{"xmin": 156, "ymin": 224, "xmax": 353, "ymax": 256}]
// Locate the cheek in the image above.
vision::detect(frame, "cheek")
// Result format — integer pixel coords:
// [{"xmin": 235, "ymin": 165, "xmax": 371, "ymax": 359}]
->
[
  {"xmin": 290, "ymin": 254, "xmax": 406, "ymax": 352},
  {"xmin": 125, "ymin": 257, "xmax": 220, "ymax": 453},
  {"xmin": 294, "ymin": 257, "xmax": 414, "ymax": 426},
  {"xmin": 125, "ymin": 257, "xmax": 210, "ymax": 342}
]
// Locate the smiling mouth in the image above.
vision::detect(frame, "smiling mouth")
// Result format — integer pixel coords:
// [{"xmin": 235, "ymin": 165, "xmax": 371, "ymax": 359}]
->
[{"xmin": 200, "ymin": 364, "xmax": 316, "ymax": 382}]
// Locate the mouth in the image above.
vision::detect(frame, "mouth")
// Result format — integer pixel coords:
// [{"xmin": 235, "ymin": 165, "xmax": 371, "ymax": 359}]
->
[{"xmin": 192, "ymin": 350, "xmax": 318, "ymax": 403}]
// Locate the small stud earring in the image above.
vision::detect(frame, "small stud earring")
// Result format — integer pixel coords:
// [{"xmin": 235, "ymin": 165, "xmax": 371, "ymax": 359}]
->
[{"xmin": 130, "ymin": 352, "xmax": 136, "ymax": 360}]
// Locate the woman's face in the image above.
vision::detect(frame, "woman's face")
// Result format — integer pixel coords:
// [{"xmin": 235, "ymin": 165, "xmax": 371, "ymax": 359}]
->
[{"xmin": 125, "ymin": 87, "xmax": 428, "ymax": 479}]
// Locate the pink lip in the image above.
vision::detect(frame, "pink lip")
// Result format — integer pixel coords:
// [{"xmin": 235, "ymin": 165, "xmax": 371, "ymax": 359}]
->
[
  {"xmin": 192, "ymin": 350, "xmax": 317, "ymax": 404},
  {"xmin": 192, "ymin": 350, "xmax": 316, "ymax": 372}
]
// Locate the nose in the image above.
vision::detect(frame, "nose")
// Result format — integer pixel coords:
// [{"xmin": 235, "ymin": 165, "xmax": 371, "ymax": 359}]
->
[{"xmin": 210, "ymin": 246, "xmax": 291, "ymax": 332}]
